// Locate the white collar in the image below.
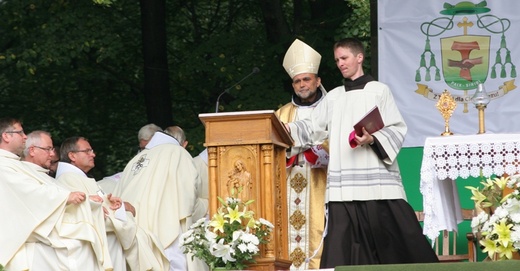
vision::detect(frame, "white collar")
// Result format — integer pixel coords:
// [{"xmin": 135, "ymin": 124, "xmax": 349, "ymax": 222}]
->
[
  {"xmin": 21, "ymin": 161, "xmax": 49, "ymax": 174},
  {"xmin": 145, "ymin": 131, "xmax": 180, "ymax": 149},
  {"xmin": 55, "ymin": 161, "xmax": 87, "ymax": 179},
  {"xmin": 0, "ymin": 148, "xmax": 21, "ymax": 160}
]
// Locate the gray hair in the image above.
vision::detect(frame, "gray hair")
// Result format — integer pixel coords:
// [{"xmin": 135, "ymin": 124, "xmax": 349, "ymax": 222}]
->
[
  {"xmin": 163, "ymin": 126, "xmax": 186, "ymax": 145},
  {"xmin": 21, "ymin": 130, "xmax": 51, "ymax": 158},
  {"xmin": 138, "ymin": 123, "xmax": 162, "ymax": 141}
]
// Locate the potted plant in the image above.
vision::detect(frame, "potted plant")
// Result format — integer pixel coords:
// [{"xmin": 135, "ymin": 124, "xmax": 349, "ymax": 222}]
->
[
  {"xmin": 466, "ymin": 176, "xmax": 520, "ymax": 260},
  {"xmin": 180, "ymin": 187, "xmax": 274, "ymax": 270}
]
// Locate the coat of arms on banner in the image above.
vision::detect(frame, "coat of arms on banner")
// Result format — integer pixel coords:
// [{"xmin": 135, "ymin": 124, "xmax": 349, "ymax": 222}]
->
[{"xmin": 415, "ymin": 1, "xmax": 516, "ymax": 112}]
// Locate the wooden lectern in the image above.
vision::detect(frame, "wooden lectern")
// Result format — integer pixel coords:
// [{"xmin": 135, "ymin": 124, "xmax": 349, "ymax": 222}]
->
[{"xmin": 199, "ymin": 110, "xmax": 293, "ymax": 270}]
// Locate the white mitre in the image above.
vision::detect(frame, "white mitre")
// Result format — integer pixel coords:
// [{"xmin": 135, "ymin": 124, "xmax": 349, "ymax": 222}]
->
[{"xmin": 282, "ymin": 39, "xmax": 321, "ymax": 79}]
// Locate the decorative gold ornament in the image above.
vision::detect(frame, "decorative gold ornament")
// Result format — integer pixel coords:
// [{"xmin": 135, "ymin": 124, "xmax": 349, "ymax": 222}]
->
[{"xmin": 436, "ymin": 90, "xmax": 457, "ymax": 136}]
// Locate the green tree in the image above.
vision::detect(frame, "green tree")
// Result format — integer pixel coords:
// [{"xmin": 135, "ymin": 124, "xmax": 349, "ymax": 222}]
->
[
  {"xmin": 0, "ymin": 0, "xmax": 371, "ymax": 178},
  {"xmin": 0, "ymin": 0, "xmax": 145, "ymax": 176}
]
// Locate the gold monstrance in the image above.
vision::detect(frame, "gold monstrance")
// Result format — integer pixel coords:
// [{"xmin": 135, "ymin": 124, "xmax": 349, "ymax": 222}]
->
[{"xmin": 436, "ymin": 90, "xmax": 457, "ymax": 136}]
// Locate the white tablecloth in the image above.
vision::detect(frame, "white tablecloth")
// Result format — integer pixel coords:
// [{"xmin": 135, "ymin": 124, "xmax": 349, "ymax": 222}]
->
[{"xmin": 420, "ymin": 133, "xmax": 520, "ymax": 240}]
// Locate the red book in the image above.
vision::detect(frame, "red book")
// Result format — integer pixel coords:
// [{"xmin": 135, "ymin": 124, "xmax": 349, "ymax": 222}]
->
[{"xmin": 353, "ymin": 106, "xmax": 384, "ymax": 136}]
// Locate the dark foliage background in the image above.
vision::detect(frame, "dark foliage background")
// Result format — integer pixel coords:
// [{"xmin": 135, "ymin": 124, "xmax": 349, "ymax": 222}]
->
[{"xmin": 0, "ymin": 0, "xmax": 371, "ymax": 179}]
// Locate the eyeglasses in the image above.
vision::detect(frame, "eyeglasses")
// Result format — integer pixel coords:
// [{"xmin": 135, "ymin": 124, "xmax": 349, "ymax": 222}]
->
[
  {"xmin": 5, "ymin": 130, "xmax": 25, "ymax": 135},
  {"xmin": 72, "ymin": 148, "xmax": 95, "ymax": 154},
  {"xmin": 33, "ymin": 146, "xmax": 55, "ymax": 153}
]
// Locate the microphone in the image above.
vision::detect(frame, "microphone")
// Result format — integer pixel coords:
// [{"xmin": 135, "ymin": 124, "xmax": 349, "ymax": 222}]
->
[{"xmin": 215, "ymin": 67, "xmax": 260, "ymax": 113}]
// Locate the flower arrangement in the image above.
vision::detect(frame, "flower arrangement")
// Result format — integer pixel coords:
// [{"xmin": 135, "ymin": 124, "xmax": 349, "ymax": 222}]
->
[
  {"xmin": 180, "ymin": 187, "xmax": 274, "ymax": 270},
  {"xmin": 466, "ymin": 176, "xmax": 520, "ymax": 260}
]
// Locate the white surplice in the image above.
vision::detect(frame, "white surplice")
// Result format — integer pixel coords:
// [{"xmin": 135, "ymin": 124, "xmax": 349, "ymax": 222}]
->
[
  {"xmin": 56, "ymin": 162, "xmax": 169, "ymax": 271},
  {"xmin": 0, "ymin": 150, "xmax": 103, "ymax": 271}
]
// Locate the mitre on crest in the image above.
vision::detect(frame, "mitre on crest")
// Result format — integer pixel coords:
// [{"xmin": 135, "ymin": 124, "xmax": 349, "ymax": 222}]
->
[{"xmin": 283, "ymin": 39, "xmax": 321, "ymax": 79}]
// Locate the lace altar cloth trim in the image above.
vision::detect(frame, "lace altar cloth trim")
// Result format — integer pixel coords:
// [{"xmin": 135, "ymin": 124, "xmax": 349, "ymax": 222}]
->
[{"xmin": 420, "ymin": 133, "xmax": 520, "ymax": 240}]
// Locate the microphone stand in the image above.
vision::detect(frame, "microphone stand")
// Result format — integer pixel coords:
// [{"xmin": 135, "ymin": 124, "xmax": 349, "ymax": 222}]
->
[{"xmin": 215, "ymin": 67, "xmax": 260, "ymax": 113}]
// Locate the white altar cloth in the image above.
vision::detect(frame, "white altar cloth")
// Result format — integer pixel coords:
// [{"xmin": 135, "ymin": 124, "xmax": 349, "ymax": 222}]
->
[{"xmin": 420, "ymin": 133, "xmax": 520, "ymax": 240}]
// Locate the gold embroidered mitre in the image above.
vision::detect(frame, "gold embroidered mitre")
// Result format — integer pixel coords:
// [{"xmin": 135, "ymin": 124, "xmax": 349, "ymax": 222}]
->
[{"xmin": 283, "ymin": 39, "xmax": 321, "ymax": 79}]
